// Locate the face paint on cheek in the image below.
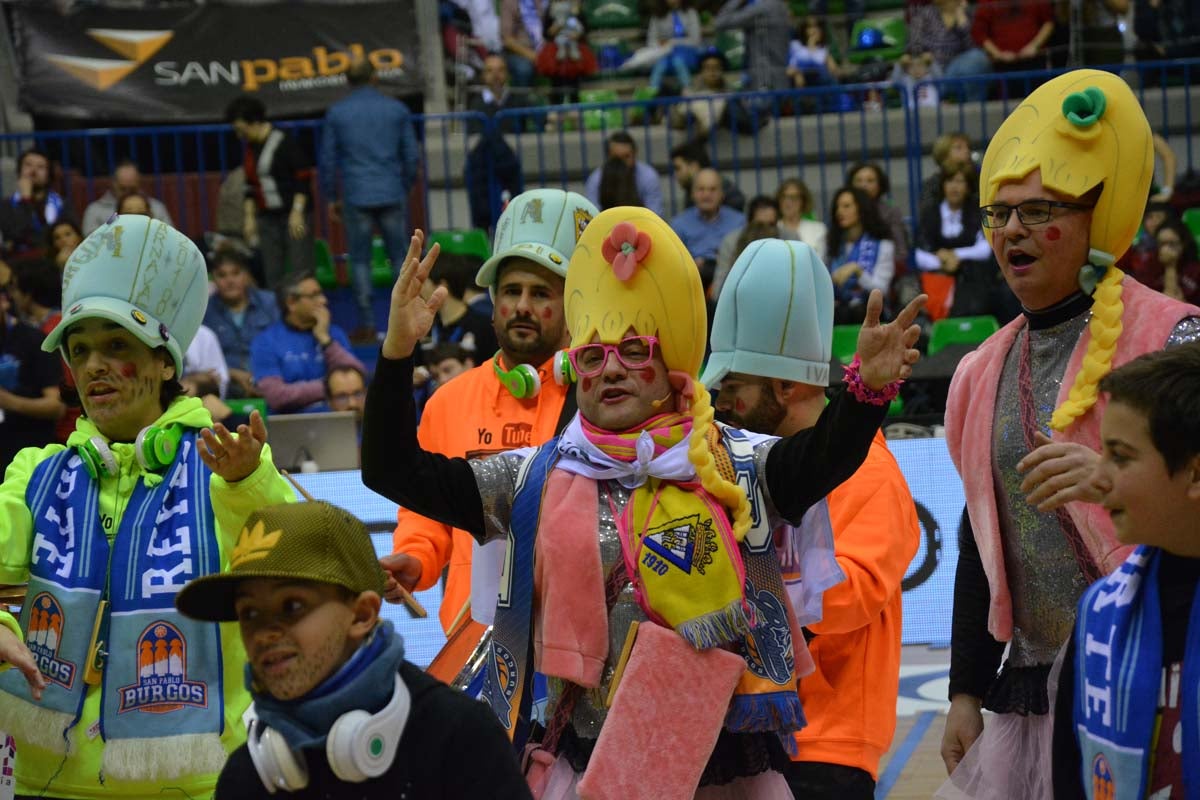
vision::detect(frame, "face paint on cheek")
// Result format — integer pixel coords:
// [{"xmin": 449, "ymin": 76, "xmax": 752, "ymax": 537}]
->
[
  {"xmin": 638, "ymin": 367, "xmax": 657, "ymax": 384},
  {"xmin": 1045, "ymin": 226, "xmax": 1062, "ymax": 242},
  {"xmin": 119, "ymin": 362, "xmax": 137, "ymax": 379},
  {"xmin": 498, "ymin": 304, "xmax": 511, "ymax": 319},
  {"xmin": 541, "ymin": 307, "xmax": 553, "ymax": 320},
  {"xmin": 734, "ymin": 398, "xmax": 747, "ymax": 414},
  {"xmin": 581, "ymin": 376, "xmax": 593, "ymax": 393}
]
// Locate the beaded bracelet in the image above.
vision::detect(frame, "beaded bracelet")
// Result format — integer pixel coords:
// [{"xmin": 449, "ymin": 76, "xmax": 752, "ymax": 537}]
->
[{"xmin": 842, "ymin": 355, "xmax": 902, "ymax": 406}]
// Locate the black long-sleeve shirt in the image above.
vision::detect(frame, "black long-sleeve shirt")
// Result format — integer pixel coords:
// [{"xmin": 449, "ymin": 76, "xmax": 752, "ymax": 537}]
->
[
  {"xmin": 361, "ymin": 354, "xmax": 888, "ymax": 536},
  {"xmin": 948, "ymin": 509, "xmax": 1008, "ymax": 701}
]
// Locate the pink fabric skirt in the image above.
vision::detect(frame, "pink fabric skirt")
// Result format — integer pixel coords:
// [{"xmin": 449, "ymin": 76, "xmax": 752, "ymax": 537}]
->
[
  {"xmin": 541, "ymin": 755, "xmax": 793, "ymax": 800},
  {"xmin": 933, "ymin": 710, "xmax": 1055, "ymax": 800}
]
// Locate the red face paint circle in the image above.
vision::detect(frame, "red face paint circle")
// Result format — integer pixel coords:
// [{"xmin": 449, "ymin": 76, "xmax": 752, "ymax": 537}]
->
[
  {"xmin": 639, "ymin": 367, "xmax": 657, "ymax": 384},
  {"xmin": 580, "ymin": 376, "xmax": 593, "ymax": 392},
  {"xmin": 120, "ymin": 363, "xmax": 138, "ymax": 379},
  {"xmin": 1045, "ymin": 226, "xmax": 1062, "ymax": 241},
  {"xmin": 734, "ymin": 398, "xmax": 747, "ymax": 414},
  {"xmin": 541, "ymin": 307, "xmax": 553, "ymax": 320},
  {"xmin": 498, "ymin": 304, "xmax": 511, "ymax": 318}
]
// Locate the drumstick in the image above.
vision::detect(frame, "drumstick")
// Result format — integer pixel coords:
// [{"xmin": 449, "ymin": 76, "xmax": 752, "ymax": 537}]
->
[{"xmin": 281, "ymin": 470, "xmax": 428, "ymax": 618}]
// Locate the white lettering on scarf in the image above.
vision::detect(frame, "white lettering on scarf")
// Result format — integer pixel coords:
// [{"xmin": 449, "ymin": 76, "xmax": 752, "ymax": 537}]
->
[
  {"xmin": 141, "ymin": 441, "xmax": 195, "ymax": 597},
  {"xmin": 33, "ymin": 462, "xmax": 78, "ymax": 578},
  {"xmin": 1081, "ymin": 551, "xmax": 1149, "ymax": 728}
]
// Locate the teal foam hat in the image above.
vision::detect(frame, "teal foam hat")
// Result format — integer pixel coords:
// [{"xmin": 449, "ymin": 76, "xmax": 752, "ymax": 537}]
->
[
  {"xmin": 43, "ymin": 215, "xmax": 209, "ymax": 376},
  {"xmin": 475, "ymin": 189, "xmax": 598, "ymax": 288},
  {"xmin": 700, "ymin": 238, "xmax": 834, "ymax": 388}
]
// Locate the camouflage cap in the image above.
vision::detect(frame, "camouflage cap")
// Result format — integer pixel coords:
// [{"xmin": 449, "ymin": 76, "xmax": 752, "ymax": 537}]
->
[{"xmin": 175, "ymin": 501, "xmax": 387, "ymax": 622}]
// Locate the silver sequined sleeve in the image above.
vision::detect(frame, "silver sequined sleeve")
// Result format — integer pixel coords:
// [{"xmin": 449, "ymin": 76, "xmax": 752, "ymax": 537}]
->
[
  {"xmin": 1166, "ymin": 316, "xmax": 1200, "ymax": 347},
  {"xmin": 467, "ymin": 451, "xmax": 527, "ymax": 544}
]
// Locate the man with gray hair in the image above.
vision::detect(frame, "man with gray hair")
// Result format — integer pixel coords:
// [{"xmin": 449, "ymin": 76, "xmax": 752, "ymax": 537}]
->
[
  {"xmin": 703, "ymin": 238, "xmax": 921, "ymax": 799},
  {"xmin": 320, "ymin": 59, "xmax": 420, "ymax": 344}
]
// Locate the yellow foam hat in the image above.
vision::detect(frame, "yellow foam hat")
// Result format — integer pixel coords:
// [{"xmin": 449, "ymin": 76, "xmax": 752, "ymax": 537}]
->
[
  {"xmin": 979, "ymin": 69, "xmax": 1154, "ymax": 265},
  {"xmin": 565, "ymin": 207, "xmax": 707, "ymax": 379}
]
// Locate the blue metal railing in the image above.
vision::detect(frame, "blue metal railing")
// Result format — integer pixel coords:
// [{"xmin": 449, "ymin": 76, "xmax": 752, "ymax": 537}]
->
[{"xmin": 1, "ymin": 59, "xmax": 1195, "ymax": 246}]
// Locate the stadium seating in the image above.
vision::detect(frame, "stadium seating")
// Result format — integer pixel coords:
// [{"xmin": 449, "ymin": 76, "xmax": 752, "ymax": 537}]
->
[
  {"xmin": 584, "ymin": 0, "xmax": 638, "ymax": 29},
  {"xmin": 429, "ymin": 228, "xmax": 491, "ymax": 261},
  {"xmin": 1182, "ymin": 207, "xmax": 1200, "ymax": 249},
  {"xmin": 832, "ymin": 323, "xmax": 859, "ymax": 364},
  {"xmin": 927, "ymin": 315, "xmax": 999, "ymax": 356}
]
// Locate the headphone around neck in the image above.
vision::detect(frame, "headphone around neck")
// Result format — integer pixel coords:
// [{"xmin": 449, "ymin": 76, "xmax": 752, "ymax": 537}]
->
[
  {"xmin": 492, "ymin": 351, "xmax": 576, "ymax": 399},
  {"xmin": 77, "ymin": 424, "xmax": 183, "ymax": 479},
  {"xmin": 248, "ymin": 672, "xmax": 411, "ymax": 793}
]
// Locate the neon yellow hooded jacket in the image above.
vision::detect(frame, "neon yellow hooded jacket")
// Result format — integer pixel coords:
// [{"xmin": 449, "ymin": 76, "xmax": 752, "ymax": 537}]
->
[{"xmin": 0, "ymin": 397, "xmax": 295, "ymax": 799}]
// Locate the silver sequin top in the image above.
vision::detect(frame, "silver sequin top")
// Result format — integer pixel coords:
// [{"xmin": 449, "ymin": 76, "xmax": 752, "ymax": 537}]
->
[
  {"xmin": 470, "ymin": 440, "xmax": 779, "ymax": 736},
  {"xmin": 992, "ymin": 312, "xmax": 1200, "ymax": 669}
]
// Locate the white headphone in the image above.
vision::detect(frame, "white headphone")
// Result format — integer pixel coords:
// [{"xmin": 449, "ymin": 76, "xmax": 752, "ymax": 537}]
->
[{"xmin": 247, "ymin": 672, "xmax": 411, "ymax": 793}]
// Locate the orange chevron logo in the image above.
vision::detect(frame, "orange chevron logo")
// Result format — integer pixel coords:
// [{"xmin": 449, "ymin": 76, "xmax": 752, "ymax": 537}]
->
[{"xmin": 45, "ymin": 28, "xmax": 173, "ymax": 91}]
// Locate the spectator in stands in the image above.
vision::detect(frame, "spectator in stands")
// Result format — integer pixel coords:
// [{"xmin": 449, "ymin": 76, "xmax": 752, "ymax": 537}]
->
[
  {"xmin": 777, "ymin": 177, "xmax": 829, "ymax": 258},
  {"xmin": 466, "ymin": 54, "xmax": 529, "ymax": 231},
  {"xmin": 673, "ymin": 49, "xmax": 733, "ymax": 135},
  {"xmin": 787, "ymin": 16, "xmax": 842, "ymax": 89},
  {"xmin": 500, "ymin": 0, "xmax": 546, "ymax": 86},
  {"xmin": 670, "ymin": 139, "xmax": 746, "ymax": 214},
  {"xmin": 81, "ymin": 159, "xmax": 172, "ymax": 235},
  {"xmin": 644, "ymin": 0, "xmax": 703, "ymax": 91},
  {"xmin": 920, "ymin": 131, "xmax": 975, "ymax": 209},
  {"xmin": 671, "ymin": 167, "xmax": 747, "ymax": 290},
  {"xmin": 1133, "ymin": 0, "xmax": 1197, "ymax": 63},
  {"xmin": 0, "ymin": 280, "xmax": 63, "ymax": 471},
  {"xmin": 890, "ymin": 53, "xmax": 942, "ymax": 109},
  {"xmin": 711, "ymin": 194, "xmax": 789, "ymax": 299},
  {"xmin": 116, "ymin": 193, "xmax": 152, "ymax": 217},
  {"xmin": 1078, "ymin": 0, "xmax": 1127, "ymax": 66},
  {"xmin": 249, "ymin": 271, "xmax": 364, "ymax": 414},
  {"xmin": 226, "ymin": 95, "xmax": 315, "ymax": 290},
  {"xmin": 426, "ymin": 341, "xmax": 475, "ymax": 390},
  {"xmin": 848, "ymin": 161, "xmax": 911, "ymax": 260},
  {"xmin": 8, "ymin": 260, "xmax": 61, "ymax": 334},
  {"xmin": 181, "ymin": 323, "xmax": 230, "ymax": 401},
  {"xmin": 914, "ymin": 163, "xmax": 1000, "ymax": 320},
  {"xmin": 44, "ymin": 219, "xmax": 82, "ymax": 270},
  {"xmin": 907, "ymin": 0, "xmax": 991, "ymax": 100},
  {"xmin": 0, "ymin": 149, "xmax": 63, "ymax": 262},
  {"xmin": 597, "ymin": 158, "xmax": 643, "ymax": 210},
  {"xmin": 712, "ymin": 0, "xmax": 792, "ymax": 91},
  {"xmin": 827, "ymin": 186, "xmax": 895, "ymax": 323},
  {"xmin": 321, "ymin": 59, "xmax": 420, "ymax": 345},
  {"xmin": 423, "ymin": 252, "xmax": 499, "ymax": 358},
  {"xmin": 1130, "ymin": 218, "xmax": 1200, "ymax": 305},
  {"xmin": 971, "ymin": 0, "xmax": 1055, "ymax": 75},
  {"xmin": 535, "ymin": 0, "xmax": 596, "ymax": 105},
  {"xmin": 584, "ymin": 132, "xmax": 665, "ymax": 215},
  {"xmin": 1129, "ymin": 199, "xmax": 1177, "ymax": 271},
  {"xmin": 203, "ymin": 250, "xmax": 279, "ymax": 399},
  {"xmin": 326, "ymin": 364, "xmax": 368, "ymax": 420}
]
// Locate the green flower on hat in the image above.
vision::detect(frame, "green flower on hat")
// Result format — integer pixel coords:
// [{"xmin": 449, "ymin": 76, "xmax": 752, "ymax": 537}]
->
[{"xmin": 1062, "ymin": 87, "xmax": 1107, "ymax": 129}]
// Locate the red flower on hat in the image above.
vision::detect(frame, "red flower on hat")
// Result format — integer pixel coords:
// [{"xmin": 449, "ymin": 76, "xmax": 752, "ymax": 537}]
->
[{"xmin": 601, "ymin": 222, "xmax": 651, "ymax": 282}]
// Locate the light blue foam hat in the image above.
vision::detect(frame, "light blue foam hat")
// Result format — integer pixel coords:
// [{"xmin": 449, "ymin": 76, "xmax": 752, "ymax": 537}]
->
[
  {"xmin": 43, "ymin": 214, "xmax": 209, "ymax": 376},
  {"xmin": 700, "ymin": 238, "xmax": 834, "ymax": 388},
  {"xmin": 475, "ymin": 188, "xmax": 598, "ymax": 288}
]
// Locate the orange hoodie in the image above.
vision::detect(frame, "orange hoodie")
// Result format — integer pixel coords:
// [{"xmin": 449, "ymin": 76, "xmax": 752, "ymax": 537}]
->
[
  {"xmin": 393, "ymin": 355, "xmax": 570, "ymax": 633},
  {"xmin": 792, "ymin": 432, "xmax": 921, "ymax": 779}
]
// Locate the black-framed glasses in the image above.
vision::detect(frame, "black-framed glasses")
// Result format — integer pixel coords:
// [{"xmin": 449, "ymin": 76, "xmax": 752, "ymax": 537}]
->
[
  {"xmin": 568, "ymin": 335, "xmax": 658, "ymax": 378},
  {"xmin": 980, "ymin": 199, "xmax": 1094, "ymax": 229}
]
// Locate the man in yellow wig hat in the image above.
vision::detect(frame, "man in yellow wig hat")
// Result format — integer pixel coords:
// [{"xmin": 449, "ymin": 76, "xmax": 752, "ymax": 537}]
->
[
  {"xmin": 362, "ymin": 214, "xmax": 924, "ymax": 799},
  {"xmin": 938, "ymin": 70, "xmax": 1200, "ymax": 799}
]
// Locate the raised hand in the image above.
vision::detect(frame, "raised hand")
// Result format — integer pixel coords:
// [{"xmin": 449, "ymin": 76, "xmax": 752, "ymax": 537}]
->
[
  {"xmin": 855, "ymin": 290, "xmax": 926, "ymax": 389},
  {"xmin": 199, "ymin": 409, "xmax": 268, "ymax": 483},
  {"xmin": 381, "ymin": 231, "xmax": 446, "ymax": 360}
]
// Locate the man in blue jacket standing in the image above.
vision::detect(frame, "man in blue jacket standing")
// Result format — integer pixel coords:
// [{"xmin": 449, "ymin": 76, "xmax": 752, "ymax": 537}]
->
[{"xmin": 320, "ymin": 59, "xmax": 420, "ymax": 344}]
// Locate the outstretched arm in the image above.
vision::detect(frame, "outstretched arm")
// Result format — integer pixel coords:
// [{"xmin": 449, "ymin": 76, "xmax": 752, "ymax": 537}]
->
[{"xmin": 362, "ymin": 233, "xmax": 487, "ymax": 537}]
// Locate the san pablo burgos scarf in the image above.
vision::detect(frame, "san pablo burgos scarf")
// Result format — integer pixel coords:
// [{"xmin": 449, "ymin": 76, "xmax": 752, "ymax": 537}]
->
[
  {"xmin": 559, "ymin": 416, "xmax": 807, "ymax": 740},
  {"xmin": 0, "ymin": 433, "xmax": 225, "ymax": 782},
  {"xmin": 1074, "ymin": 545, "xmax": 1200, "ymax": 799},
  {"xmin": 832, "ymin": 234, "xmax": 880, "ymax": 305}
]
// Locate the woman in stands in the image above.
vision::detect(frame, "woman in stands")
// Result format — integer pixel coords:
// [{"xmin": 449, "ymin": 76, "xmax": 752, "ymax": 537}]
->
[
  {"xmin": 775, "ymin": 178, "xmax": 828, "ymax": 259},
  {"xmin": 827, "ymin": 186, "xmax": 895, "ymax": 323},
  {"xmin": 1131, "ymin": 217, "xmax": 1200, "ymax": 305},
  {"xmin": 847, "ymin": 161, "xmax": 910, "ymax": 259},
  {"xmin": 44, "ymin": 218, "xmax": 82, "ymax": 270}
]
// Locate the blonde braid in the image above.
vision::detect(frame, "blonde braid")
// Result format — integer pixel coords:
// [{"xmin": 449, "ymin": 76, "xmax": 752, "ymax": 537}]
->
[
  {"xmin": 1050, "ymin": 268, "xmax": 1125, "ymax": 431},
  {"xmin": 687, "ymin": 382, "xmax": 753, "ymax": 542}
]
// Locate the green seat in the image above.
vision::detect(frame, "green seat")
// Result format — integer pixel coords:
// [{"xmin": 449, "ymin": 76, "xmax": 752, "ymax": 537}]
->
[
  {"xmin": 832, "ymin": 324, "xmax": 859, "ymax": 364},
  {"xmin": 632, "ymin": 86, "xmax": 658, "ymax": 102},
  {"xmin": 226, "ymin": 397, "xmax": 267, "ymax": 420},
  {"xmin": 715, "ymin": 29, "xmax": 745, "ymax": 71},
  {"xmin": 847, "ymin": 17, "xmax": 908, "ymax": 64},
  {"xmin": 584, "ymin": 0, "xmax": 638, "ymax": 28},
  {"xmin": 578, "ymin": 88, "xmax": 622, "ymax": 131},
  {"xmin": 314, "ymin": 238, "xmax": 338, "ymax": 289},
  {"xmin": 1182, "ymin": 207, "xmax": 1200, "ymax": 249},
  {"xmin": 429, "ymin": 229, "xmax": 491, "ymax": 262},
  {"xmin": 371, "ymin": 236, "xmax": 394, "ymax": 288},
  {"xmin": 928, "ymin": 315, "xmax": 999, "ymax": 356}
]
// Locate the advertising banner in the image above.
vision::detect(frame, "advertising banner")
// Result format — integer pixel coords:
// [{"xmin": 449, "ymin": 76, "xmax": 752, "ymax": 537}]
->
[{"xmin": 12, "ymin": 2, "xmax": 422, "ymax": 121}]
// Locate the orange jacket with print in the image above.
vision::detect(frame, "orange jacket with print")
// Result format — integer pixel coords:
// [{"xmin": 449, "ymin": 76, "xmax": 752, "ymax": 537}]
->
[
  {"xmin": 392, "ymin": 355, "xmax": 569, "ymax": 633},
  {"xmin": 791, "ymin": 431, "xmax": 921, "ymax": 779}
]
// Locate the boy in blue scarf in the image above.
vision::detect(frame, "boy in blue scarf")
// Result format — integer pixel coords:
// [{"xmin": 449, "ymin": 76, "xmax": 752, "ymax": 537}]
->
[
  {"xmin": 1051, "ymin": 342, "xmax": 1200, "ymax": 799},
  {"xmin": 176, "ymin": 500, "xmax": 532, "ymax": 799}
]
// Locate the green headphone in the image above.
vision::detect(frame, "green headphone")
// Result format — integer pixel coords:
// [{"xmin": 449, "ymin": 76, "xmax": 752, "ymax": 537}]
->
[
  {"xmin": 492, "ymin": 352, "xmax": 576, "ymax": 399},
  {"xmin": 77, "ymin": 425, "xmax": 184, "ymax": 479}
]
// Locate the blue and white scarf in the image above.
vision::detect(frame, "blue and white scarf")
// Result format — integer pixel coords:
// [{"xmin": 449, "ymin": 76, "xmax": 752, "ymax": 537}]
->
[
  {"xmin": 9, "ymin": 191, "xmax": 63, "ymax": 231},
  {"xmin": 518, "ymin": 0, "xmax": 544, "ymax": 49},
  {"xmin": 831, "ymin": 234, "xmax": 880, "ymax": 304},
  {"xmin": 1074, "ymin": 545, "xmax": 1200, "ymax": 799},
  {"xmin": 0, "ymin": 433, "xmax": 226, "ymax": 782}
]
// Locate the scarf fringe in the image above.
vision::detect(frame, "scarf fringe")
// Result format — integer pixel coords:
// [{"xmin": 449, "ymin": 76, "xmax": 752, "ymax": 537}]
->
[
  {"xmin": 102, "ymin": 732, "xmax": 227, "ymax": 781},
  {"xmin": 0, "ymin": 693, "xmax": 75, "ymax": 754},
  {"xmin": 676, "ymin": 601, "xmax": 753, "ymax": 649},
  {"xmin": 724, "ymin": 690, "xmax": 807, "ymax": 735}
]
